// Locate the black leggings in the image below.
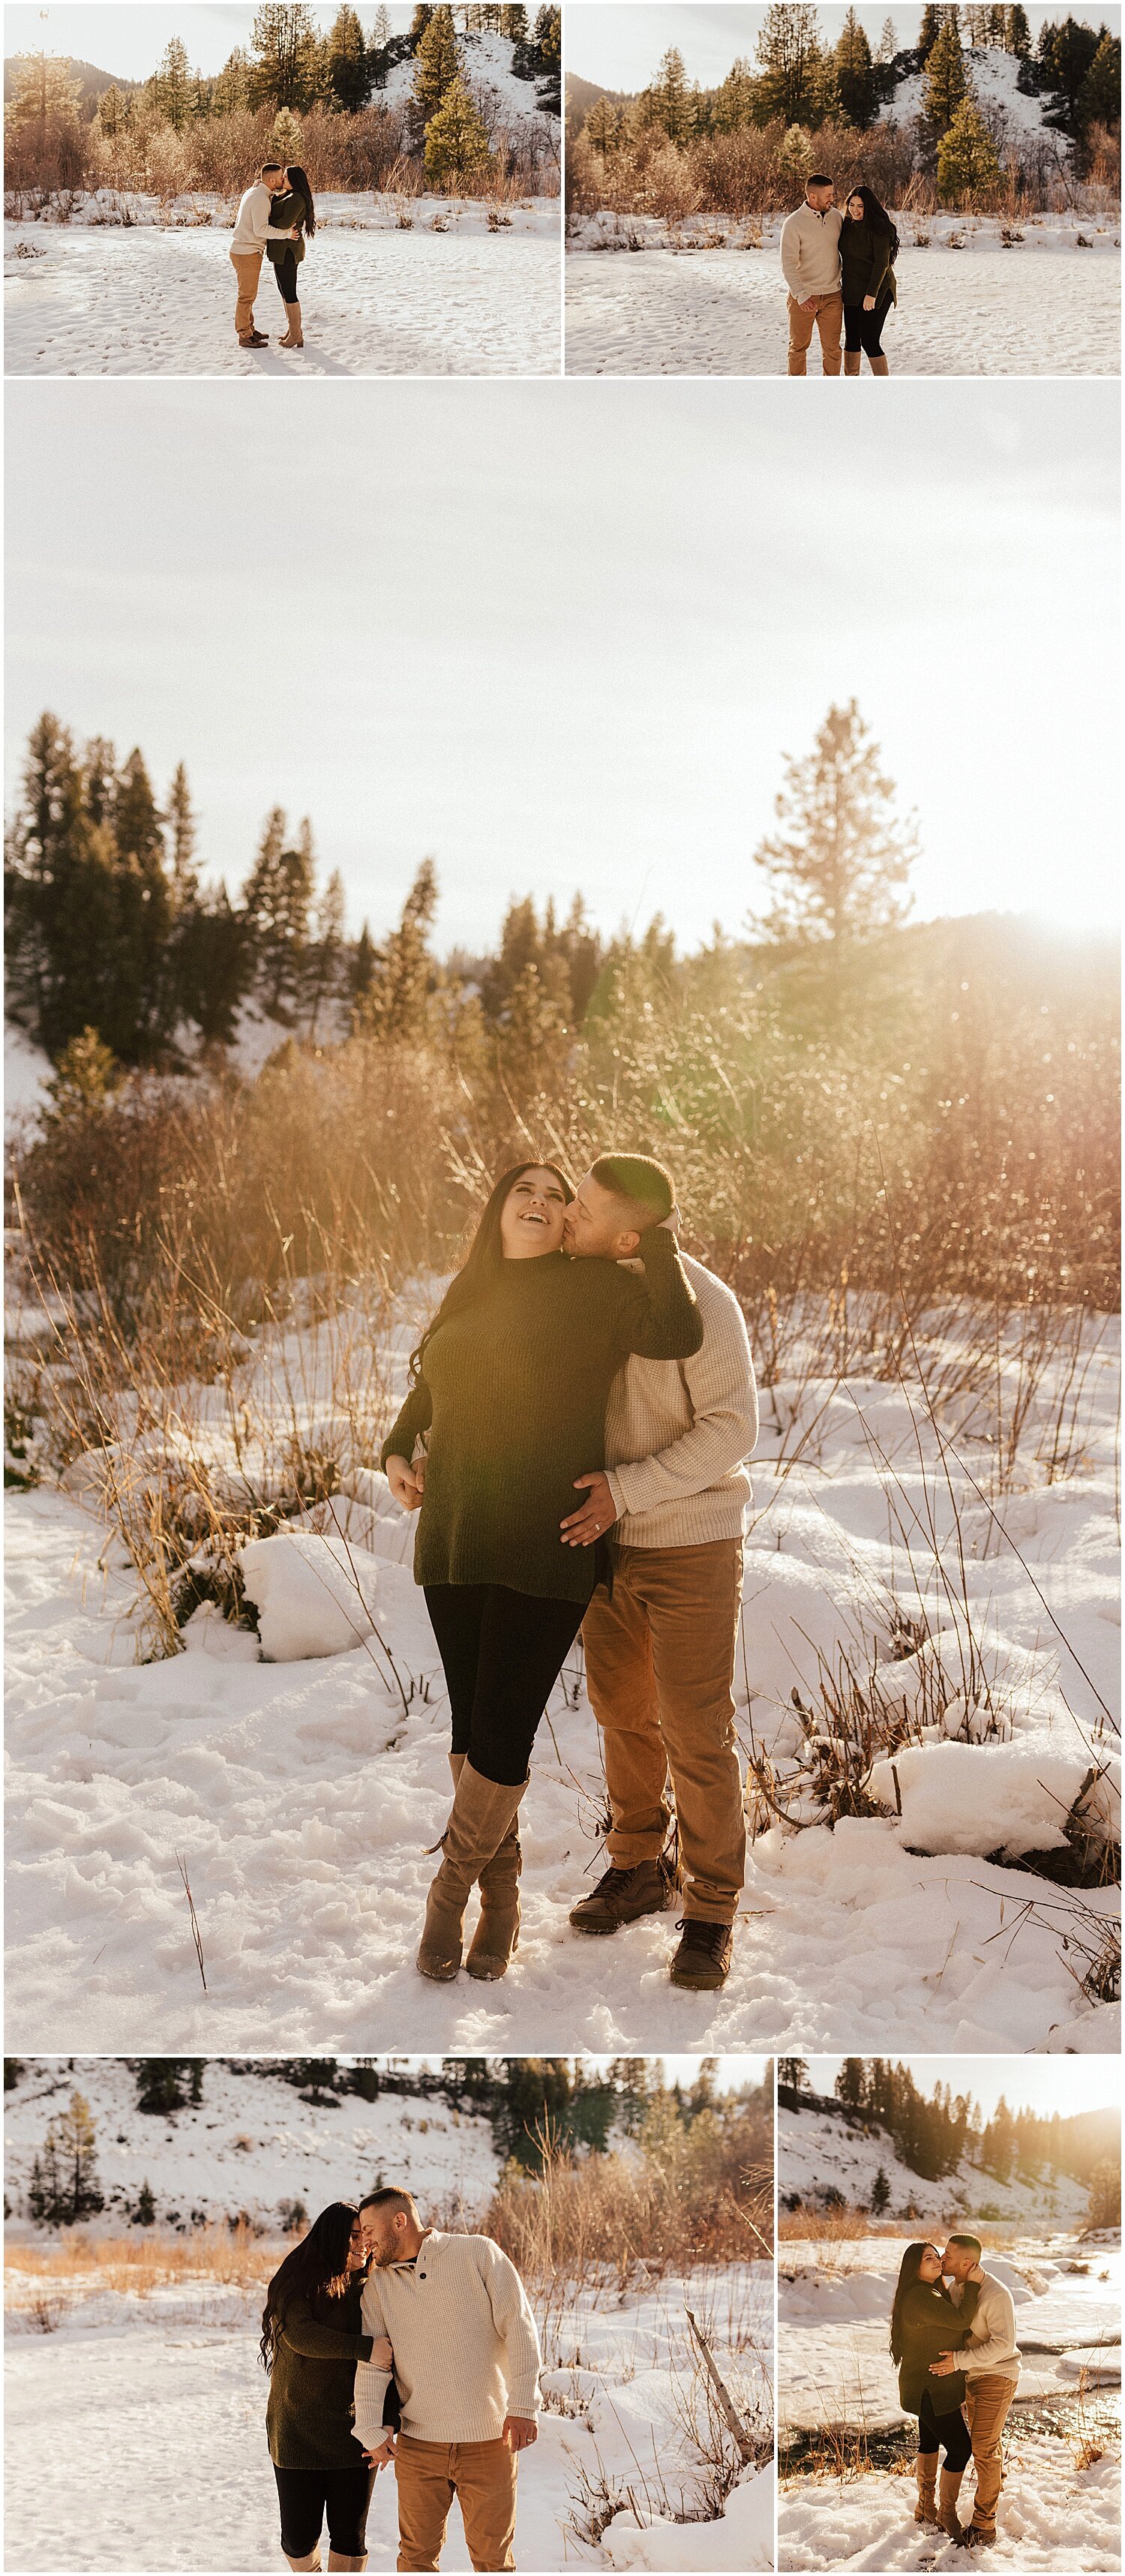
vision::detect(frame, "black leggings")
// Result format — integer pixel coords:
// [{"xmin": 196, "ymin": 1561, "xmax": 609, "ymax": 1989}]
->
[
  {"xmin": 424, "ymin": 1583, "xmax": 586, "ymax": 1785},
  {"xmin": 917, "ymin": 2389, "xmax": 972, "ymax": 2470},
  {"xmin": 274, "ymin": 2463, "xmax": 375, "ymax": 2559},
  {"xmin": 272, "ymin": 248, "xmax": 300, "ymax": 302},
  {"xmin": 844, "ymin": 287, "xmax": 893, "ymax": 356}
]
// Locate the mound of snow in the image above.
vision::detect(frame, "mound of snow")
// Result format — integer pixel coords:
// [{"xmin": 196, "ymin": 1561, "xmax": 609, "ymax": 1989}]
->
[
  {"xmin": 238, "ymin": 1531, "xmax": 381, "ymax": 1662},
  {"xmin": 602, "ymin": 2467, "xmax": 774, "ymax": 2571},
  {"xmin": 868, "ymin": 1740, "xmax": 1092, "ymax": 1857}
]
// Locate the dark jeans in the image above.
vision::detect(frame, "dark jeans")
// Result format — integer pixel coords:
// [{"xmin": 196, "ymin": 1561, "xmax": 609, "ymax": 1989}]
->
[
  {"xmin": 844, "ymin": 287, "xmax": 893, "ymax": 356},
  {"xmin": 274, "ymin": 2463, "xmax": 375, "ymax": 2558},
  {"xmin": 272, "ymin": 247, "xmax": 300, "ymax": 302},
  {"xmin": 424, "ymin": 1583, "xmax": 586, "ymax": 1785},
  {"xmin": 917, "ymin": 2388, "xmax": 972, "ymax": 2470}
]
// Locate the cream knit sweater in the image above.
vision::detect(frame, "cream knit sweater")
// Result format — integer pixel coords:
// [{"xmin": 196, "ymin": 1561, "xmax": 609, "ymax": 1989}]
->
[
  {"xmin": 950, "ymin": 2272, "xmax": 1022, "ymax": 2382},
  {"xmin": 352, "ymin": 2232, "xmax": 542, "ymax": 2448},
  {"xmin": 602, "ymin": 1254, "xmax": 758, "ymax": 1548},
  {"xmin": 780, "ymin": 201, "xmax": 844, "ymax": 299}
]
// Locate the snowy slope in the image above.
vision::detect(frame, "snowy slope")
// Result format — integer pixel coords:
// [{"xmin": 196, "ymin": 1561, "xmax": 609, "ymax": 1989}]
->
[
  {"xmin": 881, "ymin": 46, "xmax": 1065, "ymax": 140},
  {"xmin": 4, "ymin": 1019, "xmax": 52, "ymax": 1117},
  {"xmin": 4, "ymin": 2057, "xmax": 501, "ymax": 2234},
  {"xmin": 778, "ymin": 2101, "xmax": 1090, "ymax": 2230}
]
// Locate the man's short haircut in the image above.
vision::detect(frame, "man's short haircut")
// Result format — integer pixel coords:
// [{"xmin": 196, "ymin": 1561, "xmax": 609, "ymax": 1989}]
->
[
  {"xmin": 808, "ymin": 173, "xmax": 832, "ymax": 188},
  {"xmin": 590, "ymin": 1152, "xmax": 674, "ymax": 1231},
  {"xmin": 947, "ymin": 2232, "xmax": 982, "ymax": 2256},
  {"xmin": 260, "ymin": 161, "xmax": 285, "ymax": 174},
  {"xmin": 358, "ymin": 2185, "xmax": 418, "ymax": 2219}
]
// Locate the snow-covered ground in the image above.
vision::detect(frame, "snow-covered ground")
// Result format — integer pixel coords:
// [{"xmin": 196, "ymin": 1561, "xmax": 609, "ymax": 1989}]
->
[
  {"xmin": 778, "ymin": 2101, "xmax": 1092, "ymax": 2232},
  {"xmin": 777, "ymin": 2230, "xmax": 1120, "ymax": 2568},
  {"xmin": 3, "ymin": 2057, "xmax": 502, "ymax": 2234},
  {"xmin": 4, "ymin": 1290, "xmax": 1119, "ymax": 2055},
  {"xmin": 4, "ymin": 192, "xmax": 561, "ymax": 377},
  {"xmin": 565, "ymin": 215, "xmax": 1120, "ymax": 376}
]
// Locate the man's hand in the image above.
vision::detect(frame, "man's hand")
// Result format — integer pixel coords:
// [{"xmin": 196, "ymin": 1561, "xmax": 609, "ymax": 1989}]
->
[
  {"xmin": 502, "ymin": 2415, "xmax": 538, "ymax": 2452},
  {"xmin": 800, "ymin": 295, "xmax": 820, "ymax": 313},
  {"xmin": 386, "ymin": 1453, "xmax": 425, "ymax": 1512},
  {"xmin": 560, "ymin": 1471, "xmax": 617, "ymax": 1548},
  {"xmin": 928, "ymin": 2354, "xmax": 958, "ymax": 2376},
  {"xmin": 365, "ymin": 2433, "xmax": 397, "ymax": 2469},
  {"xmin": 863, "ymin": 294, "xmax": 876, "ymax": 311}
]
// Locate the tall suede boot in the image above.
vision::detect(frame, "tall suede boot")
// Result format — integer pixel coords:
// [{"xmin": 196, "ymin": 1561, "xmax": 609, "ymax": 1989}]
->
[
  {"xmin": 284, "ymin": 2555, "xmax": 322, "ymax": 2572},
  {"xmin": 327, "ymin": 2556, "xmax": 367, "ymax": 2571},
  {"xmin": 844, "ymin": 350, "xmax": 861, "ymax": 375},
  {"xmin": 417, "ymin": 1760, "xmax": 528, "ymax": 1980},
  {"xmin": 279, "ymin": 299, "xmax": 304, "ymax": 347},
  {"xmin": 868, "ymin": 353, "xmax": 889, "ymax": 374},
  {"xmin": 915, "ymin": 2455, "xmax": 938, "ymax": 2524},
  {"xmin": 938, "ymin": 2467, "xmax": 968, "ymax": 2544}
]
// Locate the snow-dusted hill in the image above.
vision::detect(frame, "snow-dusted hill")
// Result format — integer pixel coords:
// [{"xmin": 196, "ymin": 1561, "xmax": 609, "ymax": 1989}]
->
[
  {"xmin": 779, "ymin": 2097, "xmax": 1090, "ymax": 2230},
  {"xmin": 4, "ymin": 2057, "xmax": 501, "ymax": 2235},
  {"xmin": 881, "ymin": 44, "xmax": 1064, "ymax": 142}
]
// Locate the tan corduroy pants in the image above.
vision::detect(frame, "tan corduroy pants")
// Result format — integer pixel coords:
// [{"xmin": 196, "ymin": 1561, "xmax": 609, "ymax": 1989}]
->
[
  {"xmin": 581, "ymin": 1538, "xmax": 746, "ymax": 1923},
  {"xmin": 230, "ymin": 248, "xmax": 262, "ymax": 338},
  {"xmin": 787, "ymin": 290, "xmax": 843, "ymax": 375},
  {"xmin": 964, "ymin": 2375, "xmax": 1016, "ymax": 2533},
  {"xmin": 394, "ymin": 2436, "xmax": 518, "ymax": 2573}
]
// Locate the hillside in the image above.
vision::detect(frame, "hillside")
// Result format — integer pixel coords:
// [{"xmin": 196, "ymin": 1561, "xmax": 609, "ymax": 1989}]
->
[
  {"xmin": 2, "ymin": 55, "xmax": 140, "ymax": 110},
  {"xmin": 778, "ymin": 2093, "xmax": 1096, "ymax": 2229},
  {"xmin": 564, "ymin": 71, "xmax": 632, "ymax": 139},
  {"xmin": 4, "ymin": 2058, "xmax": 501, "ymax": 2236}
]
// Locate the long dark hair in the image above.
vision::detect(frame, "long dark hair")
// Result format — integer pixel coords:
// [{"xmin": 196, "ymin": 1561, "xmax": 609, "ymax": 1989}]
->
[
  {"xmin": 286, "ymin": 164, "xmax": 316, "ymax": 234},
  {"xmin": 846, "ymin": 182, "xmax": 894, "ymax": 233},
  {"xmin": 260, "ymin": 2201, "xmax": 359, "ymax": 2370},
  {"xmin": 410, "ymin": 1160, "xmax": 573, "ymax": 1383},
  {"xmin": 890, "ymin": 2241, "xmax": 943, "ymax": 2365}
]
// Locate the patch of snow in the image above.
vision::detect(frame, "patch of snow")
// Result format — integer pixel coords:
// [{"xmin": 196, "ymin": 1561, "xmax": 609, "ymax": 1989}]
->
[
  {"xmin": 237, "ymin": 1532, "xmax": 382, "ymax": 1664},
  {"xmin": 778, "ymin": 2442, "xmax": 1120, "ymax": 2570},
  {"xmin": 867, "ymin": 1740, "xmax": 1099, "ymax": 1859},
  {"xmin": 4, "ymin": 1020, "xmax": 52, "ymax": 1118}
]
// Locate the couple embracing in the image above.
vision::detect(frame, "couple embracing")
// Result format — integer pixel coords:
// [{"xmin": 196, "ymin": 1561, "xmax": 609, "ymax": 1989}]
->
[
  {"xmin": 382, "ymin": 1154, "xmax": 759, "ymax": 1995},
  {"xmin": 230, "ymin": 161, "xmax": 316, "ymax": 350},
  {"xmin": 264, "ymin": 2187, "xmax": 540, "ymax": 2573},
  {"xmin": 893, "ymin": 2232, "xmax": 1022, "ymax": 2549}
]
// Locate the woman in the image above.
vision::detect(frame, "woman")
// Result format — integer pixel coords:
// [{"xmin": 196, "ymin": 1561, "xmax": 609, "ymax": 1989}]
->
[
  {"xmin": 262, "ymin": 2202, "xmax": 398, "ymax": 2574},
  {"xmin": 381, "ymin": 1154, "xmax": 703, "ymax": 1984},
  {"xmin": 268, "ymin": 164, "xmax": 316, "ymax": 348},
  {"xmin": 841, "ymin": 184, "xmax": 898, "ymax": 376},
  {"xmin": 890, "ymin": 2241, "xmax": 981, "ymax": 2540}
]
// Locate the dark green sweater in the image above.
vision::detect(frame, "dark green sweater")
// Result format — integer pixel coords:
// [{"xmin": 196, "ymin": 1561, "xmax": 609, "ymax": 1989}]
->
[
  {"xmin": 896, "ymin": 2278, "xmax": 980, "ymax": 2417},
  {"xmin": 266, "ymin": 2282, "xmax": 374, "ymax": 2470},
  {"xmin": 841, "ymin": 216, "xmax": 896, "ymax": 307},
  {"xmin": 380, "ymin": 1232, "xmax": 704, "ymax": 1605},
  {"xmin": 267, "ymin": 189, "xmax": 309, "ymax": 266}
]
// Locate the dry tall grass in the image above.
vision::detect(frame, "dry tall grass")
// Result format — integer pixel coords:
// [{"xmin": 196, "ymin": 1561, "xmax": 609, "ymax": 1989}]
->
[{"xmin": 5, "ymin": 2221, "xmax": 280, "ymax": 2303}]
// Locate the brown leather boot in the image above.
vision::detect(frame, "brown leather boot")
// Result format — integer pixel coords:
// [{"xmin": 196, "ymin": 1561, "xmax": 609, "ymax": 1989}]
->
[
  {"xmin": 844, "ymin": 350, "xmax": 861, "ymax": 375},
  {"xmin": 938, "ymin": 2467, "xmax": 968, "ymax": 2544},
  {"xmin": 569, "ymin": 1854, "xmax": 680, "ymax": 1934},
  {"xmin": 327, "ymin": 2557, "xmax": 367, "ymax": 2571},
  {"xmin": 285, "ymin": 2554, "xmax": 322, "ymax": 2572},
  {"xmin": 868, "ymin": 353, "xmax": 889, "ymax": 374},
  {"xmin": 279, "ymin": 299, "xmax": 304, "ymax": 347},
  {"xmin": 915, "ymin": 2454, "xmax": 938, "ymax": 2523},
  {"xmin": 417, "ymin": 1761, "xmax": 528, "ymax": 1980}
]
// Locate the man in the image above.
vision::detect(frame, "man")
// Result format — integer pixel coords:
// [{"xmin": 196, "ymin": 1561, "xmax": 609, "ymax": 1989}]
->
[
  {"xmin": 230, "ymin": 162, "xmax": 297, "ymax": 348},
  {"xmin": 779, "ymin": 174, "xmax": 844, "ymax": 377},
  {"xmin": 353, "ymin": 2187, "xmax": 540, "ymax": 2574},
  {"xmin": 930, "ymin": 2234, "xmax": 1022, "ymax": 2547},
  {"xmin": 560, "ymin": 1154, "xmax": 758, "ymax": 1993}
]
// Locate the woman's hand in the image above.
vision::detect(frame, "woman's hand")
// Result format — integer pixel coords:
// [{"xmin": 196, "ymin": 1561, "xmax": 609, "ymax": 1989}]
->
[
  {"xmin": 371, "ymin": 2336, "xmax": 394, "ymax": 2370},
  {"xmin": 386, "ymin": 1453, "xmax": 426, "ymax": 1512},
  {"xmin": 863, "ymin": 295, "xmax": 876, "ymax": 311}
]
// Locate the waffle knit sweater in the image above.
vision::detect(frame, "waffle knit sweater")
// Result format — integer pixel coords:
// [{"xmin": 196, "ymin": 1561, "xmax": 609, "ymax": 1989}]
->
[
  {"xmin": 950, "ymin": 2272, "xmax": 1022, "ymax": 2382},
  {"xmin": 780, "ymin": 201, "xmax": 844, "ymax": 298},
  {"xmin": 352, "ymin": 2233, "xmax": 542, "ymax": 2448},
  {"xmin": 380, "ymin": 1230, "xmax": 702, "ymax": 1605},
  {"xmin": 602, "ymin": 1254, "xmax": 758, "ymax": 1547}
]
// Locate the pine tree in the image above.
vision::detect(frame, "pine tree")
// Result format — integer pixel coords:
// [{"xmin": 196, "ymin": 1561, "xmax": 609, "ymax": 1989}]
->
[
  {"xmin": 924, "ymin": 14, "xmax": 969, "ymax": 129},
  {"xmin": 1005, "ymin": 5, "xmax": 1030, "ymax": 56},
  {"xmin": 878, "ymin": 17, "xmax": 898, "ymax": 62},
  {"xmin": 152, "ymin": 35, "xmax": 194, "ymax": 129},
  {"xmin": 304, "ymin": 866, "xmax": 347, "ymax": 1037},
  {"xmin": 835, "ymin": 2058, "xmax": 866, "ymax": 2108},
  {"xmin": 326, "ymin": 4, "xmax": 371, "ymax": 109},
  {"xmin": 357, "ymin": 860, "xmax": 440, "ymax": 1043},
  {"xmin": 917, "ymin": 4, "xmax": 945, "ymax": 62},
  {"xmin": 586, "ymin": 95, "xmax": 628, "ymax": 154},
  {"xmin": 136, "ymin": 2180, "xmax": 158, "ymax": 2226},
  {"xmin": 937, "ymin": 89, "xmax": 1000, "ymax": 194},
  {"xmin": 1077, "ymin": 31, "xmax": 1122, "ymax": 133},
  {"xmin": 49, "ymin": 2091, "xmax": 103, "ymax": 2223},
  {"xmin": 250, "ymin": 2, "xmax": 322, "ymax": 109},
  {"xmin": 501, "ymin": 5, "xmax": 530, "ymax": 41},
  {"xmin": 835, "ymin": 9, "xmax": 878, "ymax": 125},
  {"xmin": 412, "ymin": 2, "xmax": 460, "ymax": 132},
  {"xmin": 752, "ymin": 701, "xmax": 918, "ymax": 953},
  {"xmin": 370, "ymin": 3, "xmax": 394, "ymax": 86},
  {"xmin": 871, "ymin": 2166, "xmax": 891, "ymax": 2213},
  {"xmin": 642, "ymin": 46, "xmax": 694, "ymax": 144},
  {"xmin": 241, "ymin": 809, "xmax": 315, "ymax": 1015},
  {"xmin": 213, "ymin": 47, "xmax": 253, "ymax": 113},
  {"xmin": 755, "ymin": 2, "xmax": 825, "ymax": 126},
  {"xmin": 778, "ymin": 2057, "xmax": 809, "ymax": 2092},
  {"xmin": 423, "ymin": 70, "xmax": 493, "ymax": 182},
  {"xmin": 6, "ymin": 50, "xmax": 82, "ymax": 130},
  {"xmin": 1086, "ymin": 2159, "xmax": 1120, "ymax": 2231},
  {"xmin": 136, "ymin": 2060, "xmax": 188, "ymax": 2114},
  {"xmin": 1037, "ymin": 14, "xmax": 1100, "ymax": 130},
  {"xmin": 531, "ymin": 4, "xmax": 561, "ymax": 116},
  {"xmin": 712, "ymin": 58, "xmax": 758, "ymax": 131},
  {"xmin": 166, "ymin": 763, "xmax": 200, "ymax": 911}
]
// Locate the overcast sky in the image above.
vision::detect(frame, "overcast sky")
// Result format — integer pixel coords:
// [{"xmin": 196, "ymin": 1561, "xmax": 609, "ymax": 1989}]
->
[
  {"xmin": 565, "ymin": 3, "xmax": 1102, "ymax": 92},
  {"xmin": 5, "ymin": 378, "xmax": 1118, "ymax": 956},
  {"xmin": 4, "ymin": 5, "xmax": 413, "ymax": 80},
  {"xmin": 806, "ymin": 2058, "xmax": 1121, "ymax": 2121}
]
